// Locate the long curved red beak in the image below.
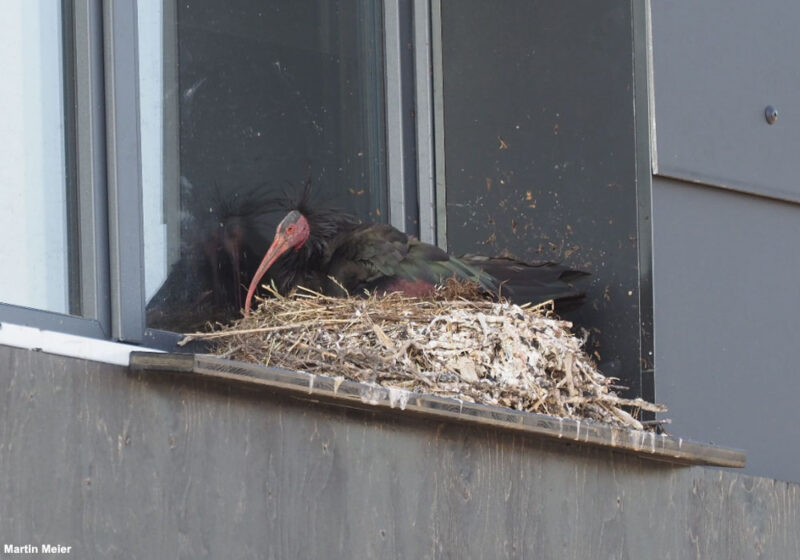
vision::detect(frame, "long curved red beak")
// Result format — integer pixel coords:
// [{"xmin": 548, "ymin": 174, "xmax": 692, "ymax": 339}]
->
[{"xmin": 243, "ymin": 234, "xmax": 290, "ymax": 316}]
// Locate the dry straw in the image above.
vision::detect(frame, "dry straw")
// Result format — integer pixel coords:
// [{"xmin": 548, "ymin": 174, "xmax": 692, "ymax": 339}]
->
[{"xmin": 181, "ymin": 280, "xmax": 665, "ymax": 431}]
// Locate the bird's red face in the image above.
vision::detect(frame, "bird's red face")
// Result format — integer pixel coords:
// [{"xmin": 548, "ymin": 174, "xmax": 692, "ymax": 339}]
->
[{"xmin": 244, "ymin": 211, "xmax": 310, "ymax": 315}]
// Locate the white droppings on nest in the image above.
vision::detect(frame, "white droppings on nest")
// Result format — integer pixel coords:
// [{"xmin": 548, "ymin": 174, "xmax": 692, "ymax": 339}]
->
[
  {"xmin": 181, "ymin": 281, "xmax": 666, "ymax": 430},
  {"xmin": 359, "ymin": 383, "xmax": 383, "ymax": 406},
  {"xmin": 387, "ymin": 386, "xmax": 410, "ymax": 410}
]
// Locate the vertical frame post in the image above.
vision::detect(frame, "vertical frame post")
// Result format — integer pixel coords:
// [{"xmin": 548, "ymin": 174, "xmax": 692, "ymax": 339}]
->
[
  {"xmin": 62, "ymin": 0, "xmax": 83, "ymax": 316},
  {"xmin": 74, "ymin": 0, "xmax": 112, "ymax": 335},
  {"xmin": 633, "ymin": 0, "xmax": 656, "ymax": 406},
  {"xmin": 412, "ymin": 0, "xmax": 436, "ymax": 245},
  {"xmin": 104, "ymin": 0, "xmax": 145, "ymax": 342},
  {"xmin": 383, "ymin": 0, "xmax": 409, "ymax": 233},
  {"xmin": 430, "ymin": 0, "xmax": 447, "ymax": 250}
]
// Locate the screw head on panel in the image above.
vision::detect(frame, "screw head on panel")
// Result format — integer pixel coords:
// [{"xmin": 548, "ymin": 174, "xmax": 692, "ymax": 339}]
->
[{"xmin": 765, "ymin": 105, "xmax": 778, "ymax": 125}]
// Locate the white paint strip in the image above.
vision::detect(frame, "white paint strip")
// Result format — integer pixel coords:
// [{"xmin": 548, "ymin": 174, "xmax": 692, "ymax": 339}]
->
[{"xmin": 0, "ymin": 322, "xmax": 163, "ymax": 366}]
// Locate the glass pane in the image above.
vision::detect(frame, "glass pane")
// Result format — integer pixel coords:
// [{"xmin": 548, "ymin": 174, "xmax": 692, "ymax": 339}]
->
[
  {"xmin": 0, "ymin": 1, "xmax": 76, "ymax": 315},
  {"xmin": 140, "ymin": 0, "xmax": 386, "ymax": 332}
]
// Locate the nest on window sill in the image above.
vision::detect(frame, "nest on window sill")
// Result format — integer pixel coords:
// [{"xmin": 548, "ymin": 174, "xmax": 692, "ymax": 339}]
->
[{"xmin": 180, "ymin": 280, "xmax": 666, "ymax": 431}]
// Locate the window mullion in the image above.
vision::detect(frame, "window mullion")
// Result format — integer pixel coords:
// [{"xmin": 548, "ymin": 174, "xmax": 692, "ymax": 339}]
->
[
  {"xmin": 430, "ymin": 0, "xmax": 447, "ymax": 251},
  {"xmin": 103, "ymin": 0, "xmax": 145, "ymax": 342},
  {"xmin": 73, "ymin": 0, "xmax": 111, "ymax": 335},
  {"xmin": 383, "ymin": 0, "xmax": 409, "ymax": 233},
  {"xmin": 412, "ymin": 0, "xmax": 436, "ymax": 245}
]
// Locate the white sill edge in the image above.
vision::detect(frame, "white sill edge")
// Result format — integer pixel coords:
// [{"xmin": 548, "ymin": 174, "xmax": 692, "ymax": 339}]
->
[{"xmin": 0, "ymin": 322, "xmax": 164, "ymax": 367}]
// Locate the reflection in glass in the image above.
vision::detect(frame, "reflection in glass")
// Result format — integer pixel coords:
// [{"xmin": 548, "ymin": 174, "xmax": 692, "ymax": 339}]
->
[
  {"xmin": 0, "ymin": 1, "xmax": 73, "ymax": 314},
  {"xmin": 141, "ymin": 0, "xmax": 386, "ymax": 332}
]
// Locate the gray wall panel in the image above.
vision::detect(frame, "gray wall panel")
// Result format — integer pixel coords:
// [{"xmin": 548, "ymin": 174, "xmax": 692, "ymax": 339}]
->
[
  {"xmin": 2, "ymin": 345, "xmax": 800, "ymax": 558},
  {"xmin": 651, "ymin": 0, "xmax": 800, "ymax": 202},
  {"xmin": 652, "ymin": 177, "xmax": 800, "ymax": 482}
]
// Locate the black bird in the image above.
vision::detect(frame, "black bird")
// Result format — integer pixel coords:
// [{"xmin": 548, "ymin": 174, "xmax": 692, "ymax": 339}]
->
[
  {"xmin": 244, "ymin": 198, "xmax": 588, "ymax": 315},
  {"xmin": 146, "ymin": 185, "xmax": 277, "ymax": 331}
]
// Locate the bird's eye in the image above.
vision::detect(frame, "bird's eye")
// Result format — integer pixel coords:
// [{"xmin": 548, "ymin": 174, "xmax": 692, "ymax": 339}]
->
[{"xmin": 286, "ymin": 225, "xmax": 295, "ymax": 234}]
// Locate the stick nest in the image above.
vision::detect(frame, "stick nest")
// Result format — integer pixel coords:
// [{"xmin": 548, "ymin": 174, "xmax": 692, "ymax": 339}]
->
[{"xmin": 181, "ymin": 280, "xmax": 665, "ymax": 431}]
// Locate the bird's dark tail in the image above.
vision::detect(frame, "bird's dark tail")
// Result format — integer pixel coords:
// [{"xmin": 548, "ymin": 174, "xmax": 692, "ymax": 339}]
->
[{"xmin": 459, "ymin": 255, "xmax": 589, "ymax": 311}]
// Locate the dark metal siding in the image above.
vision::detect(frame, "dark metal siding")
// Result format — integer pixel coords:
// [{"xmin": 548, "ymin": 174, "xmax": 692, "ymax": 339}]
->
[
  {"xmin": 438, "ymin": 1, "xmax": 653, "ymax": 399},
  {"xmin": 652, "ymin": 177, "xmax": 800, "ymax": 482},
  {"xmin": 2, "ymin": 345, "xmax": 799, "ymax": 558}
]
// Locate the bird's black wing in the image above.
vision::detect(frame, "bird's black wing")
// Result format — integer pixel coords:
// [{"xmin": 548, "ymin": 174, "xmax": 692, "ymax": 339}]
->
[
  {"xmin": 322, "ymin": 224, "xmax": 496, "ymax": 295},
  {"xmin": 459, "ymin": 255, "xmax": 589, "ymax": 309}
]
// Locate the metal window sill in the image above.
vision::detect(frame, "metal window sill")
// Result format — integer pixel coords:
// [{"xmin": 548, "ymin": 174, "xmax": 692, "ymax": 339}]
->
[
  {"xmin": 129, "ymin": 351, "xmax": 746, "ymax": 469},
  {"xmin": 0, "ymin": 322, "xmax": 163, "ymax": 366}
]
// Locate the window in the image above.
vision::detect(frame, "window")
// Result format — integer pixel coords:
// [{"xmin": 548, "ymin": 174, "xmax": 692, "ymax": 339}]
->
[
  {"xmin": 0, "ymin": 0, "xmax": 430, "ymax": 345},
  {"xmin": 140, "ymin": 0, "xmax": 388, "ymax": 333},
  {"xmin": 0, "ymin": 0, "xmax": 655, "ymax": 410},
  {"xmin": 0, "ymin": 1, "xmax": 77, "ymax": 315}
]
